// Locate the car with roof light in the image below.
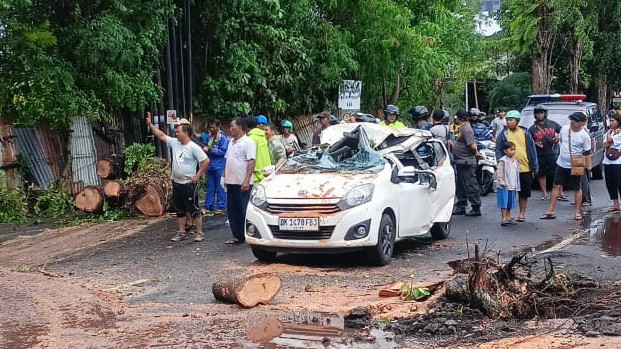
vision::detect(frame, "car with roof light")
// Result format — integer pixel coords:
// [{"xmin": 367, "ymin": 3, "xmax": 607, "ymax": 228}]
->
[
  {"xmin": 520, "ymin": 94, "xmax": 606, "ymax": 179},
  {"xmin": 245, "ymin": 123, "xmax": 455, "ymax": 266}
]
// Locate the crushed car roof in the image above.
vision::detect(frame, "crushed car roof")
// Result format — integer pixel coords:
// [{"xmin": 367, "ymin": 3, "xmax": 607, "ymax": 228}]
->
[{"xmin": 320, "ymin": 123, "xmax": 431, "ymax": 149}]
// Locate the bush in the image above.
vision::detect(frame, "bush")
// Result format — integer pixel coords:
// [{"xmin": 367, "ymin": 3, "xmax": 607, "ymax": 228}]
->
[
  {"xmin": 123, "ymin": 143, "xmax": 156, "ymax": 175},
  {"xmin": 0, "ymin": 171, "xmax": 28, "ymax": 223}
]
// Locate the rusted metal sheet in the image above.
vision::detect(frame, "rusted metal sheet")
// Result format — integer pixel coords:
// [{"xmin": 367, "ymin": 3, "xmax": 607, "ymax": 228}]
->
[
  {"xmin": 93, "ymin": 132, "xmax": 114, "ymax": 160},
  {"xmin": 69, "ymin": 116, "xmax": 100, "ymax": 187},
  {"xmin": 292, "ymin": 114, "xmax": 315, "ymax": 148},
  {"xmin": 0, "ymin": 118, "xmax": 19, "ymax": 169},
  {"xmin": 35, "ymin": 121, "xmax": 69, "ymax": 181},
  {"xmin": 15, "ymin": 128, "xmax": 55, "ymax": 188}
]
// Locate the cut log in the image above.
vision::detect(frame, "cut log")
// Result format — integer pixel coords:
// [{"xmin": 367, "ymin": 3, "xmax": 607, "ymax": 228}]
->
[
  {"xmin": 103, "ymin": 181, "xmax": 126, "ymax": 198},
  {"xmin": 97, "ymin": 156, "xmax": 124, "ymax": 179},
  {"xmin": 74, "ymin": 186, "xmax": 104, "ymax": 212},
  {"xmin": 134, "ymin": 184, "xmax": 165, "ymax": 217},
  {"xmin": 212, "ymin": 273, "xmax": 282, "ymax": 308}
]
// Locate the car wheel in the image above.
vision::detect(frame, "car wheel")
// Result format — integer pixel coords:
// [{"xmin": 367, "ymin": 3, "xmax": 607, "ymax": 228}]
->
[
  {"xmin": 250, "ymin": 246, "xmax": 277, "ymax": 262},
  {"xmin": 479, "ymin": 171, "xmax": 494, "ymax": 196},
  {"xmin": 430, "ymin": 221, "xmax": 451, "ymax": 240},
  {"xmin": 591, "ymin": 163, "xmax": 603, "ymax": 180},
  {"xmin": 367, "ymin": 213, "xmax": 396, "ymax": 266}
]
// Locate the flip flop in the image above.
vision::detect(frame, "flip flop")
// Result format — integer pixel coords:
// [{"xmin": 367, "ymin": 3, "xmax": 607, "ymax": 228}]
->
[
  {"xmin": 608, "ymin": 207, "xmax": 621, "ymax": 213},
  {"xmin": 539, "ymin": 213, "xmax": 556, "ymax": 220},
  {"xmin": 574, "ymin": 214, "xmax": 583, "ymax": 221},
  {"xmin": 516, "ymin": 217, "xmax": 525, "ymax": 222}
]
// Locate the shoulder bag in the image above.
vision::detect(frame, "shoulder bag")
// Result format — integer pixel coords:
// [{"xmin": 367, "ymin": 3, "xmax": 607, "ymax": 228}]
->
[
  {"xmin": 605, "ymin": 131, "xmax": 621, "ymax": 161},
  {"xmin": 568, "ymin": 130, "xmax": 591, "ymax": 176}
]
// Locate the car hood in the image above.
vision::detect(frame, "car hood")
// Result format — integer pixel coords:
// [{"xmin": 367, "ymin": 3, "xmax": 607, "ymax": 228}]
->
[{"xmin": 262, "ymin": 173, "xmax": 378, "ymax": 199}]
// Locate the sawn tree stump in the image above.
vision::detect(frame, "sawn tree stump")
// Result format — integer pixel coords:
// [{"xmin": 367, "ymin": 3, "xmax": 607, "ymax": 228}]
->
[
  {"xmin": 74, "ymin": 186, "xmax": 104, "ymax": 212},
  {"xmin": 134, "ymin": 184, "xmax": 166, "ymax": 217},
  {"xmin": 103, "ymin": 181, "xmax": 126, "ymax": 199},
  {"xmin": 97, "ymin": 156, "xmax": 124, "ymax": 179},
  {"xmin": 212, "ymin": 273, "xmax": 282, "ymax": 308}
]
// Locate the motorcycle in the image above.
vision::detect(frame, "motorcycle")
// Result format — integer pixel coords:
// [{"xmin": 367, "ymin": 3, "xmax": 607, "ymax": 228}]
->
[{"xmin": 476, "ymin": 140, "xmax": 497, "ymax": 196}]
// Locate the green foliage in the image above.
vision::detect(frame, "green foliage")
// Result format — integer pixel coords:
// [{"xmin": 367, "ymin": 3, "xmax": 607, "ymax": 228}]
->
[
  {"xmin": 18, "ymin": 265, "xmax": 31, "ymax": 273},
  {"xmin": 31, "ymin": 183, "xmax": 75, "ymax": 219},
  {"xmin": 400, "ymin": 284, "xmax": 431, "ymax": 301},
  {"xmin": 487, "ymin": 72, "xmax": 532, "ymax": 111},
  {"xmin": 0, "ymin": 0, "xmax": 177, "ymax": 129},
  {"xmin": 123, "ymin": 142, "xmax": 156, "ymax": 175},
  {"xmin": 0, "ymin": 171, "xmax": 29, "ymax": 223}
]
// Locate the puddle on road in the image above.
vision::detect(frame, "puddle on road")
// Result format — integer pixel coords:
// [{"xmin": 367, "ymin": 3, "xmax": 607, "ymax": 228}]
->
[
  {"xmin": 245, "ymin": 311, "xmax": 397, "ymax": 348},
  {"xmin": 589, "ymin": 213, "xmax": 621, "ymax": 256}
]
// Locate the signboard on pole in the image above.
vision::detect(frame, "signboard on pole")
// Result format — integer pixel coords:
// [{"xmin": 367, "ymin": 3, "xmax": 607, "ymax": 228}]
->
[
  {"xmin": 338, "ymin": 80, "xmax": 362, "ymax": 110},
  {"xmin": 166, "ymin": 110, "xmax": 177, "ymax": 124}
]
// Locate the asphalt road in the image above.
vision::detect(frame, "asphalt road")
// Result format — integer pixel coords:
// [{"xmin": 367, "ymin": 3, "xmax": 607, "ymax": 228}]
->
[{"xmin": 40, "ymin": 176, "xmax": 620, "ymax": 308}]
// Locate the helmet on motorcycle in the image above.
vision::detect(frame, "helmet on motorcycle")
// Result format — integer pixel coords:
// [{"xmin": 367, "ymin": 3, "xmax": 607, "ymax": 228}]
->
[
  {"xmin": 409, "ymin": 106, "xmax": 429, "ymax": 121},
  {"xmin": 281, "ymin": 120, "xmax": 294, "ymax": 130},
  {"xmin": 384, "ymin": 104, "xmax": 400, "ymax": 117},
  {"xmin": 533, "ymin": 105, "xmax": 548, "ymax": 117}
]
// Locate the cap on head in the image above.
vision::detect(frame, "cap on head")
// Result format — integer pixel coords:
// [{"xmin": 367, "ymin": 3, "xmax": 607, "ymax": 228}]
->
[
  {"xmin": 255, "ymin": 115, "xmax": 268, "ymax": 125},
  {"xmin": 506, "ymin": 110, "xmax": 521, "ymax": 120},
  {"xmin": 176, "ymin": 118, "xmax": 191, "ymax": 125},
  {"xmin": 568, "ymin": 111, "xmax": 587, "ymax": 122}
]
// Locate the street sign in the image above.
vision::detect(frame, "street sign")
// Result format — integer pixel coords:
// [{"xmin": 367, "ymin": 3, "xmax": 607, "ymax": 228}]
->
[
  {"xmin": 166, "ymin": 110, "xmax": 177, "ymax": 124},
  {"xmin": 338, "ymin": 80, "xmax": 362, "ymax": 110}
]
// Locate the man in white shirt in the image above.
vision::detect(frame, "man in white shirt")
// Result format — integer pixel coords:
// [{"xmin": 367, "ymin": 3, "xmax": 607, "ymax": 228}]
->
[
  {"xmin": 540, "ymin": 112, "xmax": 591, "ymax": 221},
  {"xmin": 146, "ymin": 113, "xmax": 209, "ymax": 242},
  {"xmin": 491, "ymin": 107, "xmax": 508, "ymax": 141},
  {"xmin": 223, "ymin": 117, "xmax": 256, "ymax": 244}
]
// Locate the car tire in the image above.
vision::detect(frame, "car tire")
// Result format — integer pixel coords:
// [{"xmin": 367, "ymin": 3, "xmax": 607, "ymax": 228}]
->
[
  {"xmin": 250, "ymin": 246, "xmax": 277, "ymax": 262},
  {"xmin": 591, "ymin": 163, "xmax": 603, "ymax": 180},
  {"xmin": 367, "ymin": 213, "xmax": 396, "ymax": 266},
  {"xmin": 430, "ymin": 221, "xmax": 451, "ymax": 240}
]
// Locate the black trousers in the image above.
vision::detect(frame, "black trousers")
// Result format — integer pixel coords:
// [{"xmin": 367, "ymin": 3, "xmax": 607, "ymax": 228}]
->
[
  {"xmin": 455, "ymin": 163, "xmax": 481, "ymax": 209},
  {"xmin": 604, "ymin": 164, "xmax": 621, "ymax": 201},
  {"xmin": 226, "ymin": 184, "xmax": 252, "ymax": 241}
]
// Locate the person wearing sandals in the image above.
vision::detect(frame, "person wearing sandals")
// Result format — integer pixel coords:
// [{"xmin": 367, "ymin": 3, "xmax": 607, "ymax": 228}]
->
[
  {"xmin": 146, "ymin": 113, "xmax": 209, "ymax": 242},
  {"xmin": 541, "ymin": 112, "xmax": 591, "ymax": 221},
  {"xmin": 497, "ymin": 141, "xmax": 520, "ymax": 226},
  {"xmin": 603, "ymin": 112, "xmax": 621, "ymax": 213},
  {"xmin": 223, "ymin": 117, "xmax": 256, "ymax": 244},
  {"xmin": 528, "ymin": 105, "xmax": 561, "ymax": 201},
  {"xmin": 200, "ymin": 120, "xmax": 228, "ymax": 216}
]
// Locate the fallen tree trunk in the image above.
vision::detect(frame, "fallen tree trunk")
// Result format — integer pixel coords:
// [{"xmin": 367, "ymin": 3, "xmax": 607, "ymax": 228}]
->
[
  {"xmin": 134, "ymin": 184, "xmax": 166, "ymax": 217},
  {"xmin": 212, "ymin": 273, "xmax": 282, "ymax": 308},
  {"xmin": 74, "ymin": 186, "xmax": 104, "ymax": 212},
  {"xmin": 97, "ymin": 156, "xmax": 124, "ymax": 179},
  {"xmin": 103, "ymin": 180, "xmax": 126, "ymax": 199}
]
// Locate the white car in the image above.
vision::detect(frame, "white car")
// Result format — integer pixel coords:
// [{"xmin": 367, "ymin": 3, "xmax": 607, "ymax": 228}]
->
[{"xmin": 246, "ymin": 123, "xmax": 455, "ymax": 266}]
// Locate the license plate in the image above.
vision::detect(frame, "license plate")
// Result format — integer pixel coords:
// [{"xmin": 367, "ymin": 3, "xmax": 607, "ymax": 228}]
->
[{"xmin": 278, "ymin": 217, "xmax": 319, "ymax": 231}]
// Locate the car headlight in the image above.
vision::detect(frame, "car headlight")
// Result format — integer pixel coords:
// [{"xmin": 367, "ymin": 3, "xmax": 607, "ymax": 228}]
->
[
  {"xmin": 251, "ymin": 185, "xmax": 267, "ymax": 208},
  {"xmin": 338, "ymin": 184, "xmax": 374, "ymax": 210}
]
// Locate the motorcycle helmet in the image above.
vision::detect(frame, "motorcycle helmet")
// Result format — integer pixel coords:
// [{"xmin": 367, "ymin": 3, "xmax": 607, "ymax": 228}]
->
[
  {"xmin": 410, "ymin": 106, "xmax": 429, "ymax": 121},
  {"xmin": 281, "ymin": 120, "xmax": 294, "ymax": 131},
  {"xmin": 354, "ymin": 112, "xmax": 377, "ymax": 123},
  {"xmin": 468, "ymin": 108, "xmax": 482, "ymax": 119},
  {"xmin": 533, "ymin": 105, "xmax": 548, "ymax": 118},
  {"xmin": 384, "ymin": 104, "xmax": 400, "ymax": 117}
]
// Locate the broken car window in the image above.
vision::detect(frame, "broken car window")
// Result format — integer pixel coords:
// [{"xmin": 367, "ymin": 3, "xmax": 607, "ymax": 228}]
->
[{"xmin": 280, "ymin": 126, "xmax": 385, "ymax": 174}]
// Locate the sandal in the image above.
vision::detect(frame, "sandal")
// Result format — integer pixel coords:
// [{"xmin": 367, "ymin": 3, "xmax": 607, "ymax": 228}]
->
[
  {"xmin": 608, "ymin": 207, "xmax": 621, "ymax": 213},
  {"xmin": 171, "ymin": 231, "xmax": 188, "ymax": 242},
  {"xmin": 193, "ymin": 233, "xmax": 204, "ymax": 242},
  {"xmin": 214, "ymin": 209, "xmax": 224, "ymax": 215},
  {"xmin": 574, "ymin": 214, "xmax": 583, "ymax": 221},
  {"xmin": 516, "ymin": 217, "xmax": 525, "ymax": 222},
  {"xmin": 185, "ymin": 225, "xmax": 197, "ymax": 234},
  {"xmin": 539, "ymin": 213, "xmax": 556, "ymax": 220}
]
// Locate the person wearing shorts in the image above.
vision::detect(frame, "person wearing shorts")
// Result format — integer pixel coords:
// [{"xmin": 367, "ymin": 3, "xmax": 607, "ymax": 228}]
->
[
  {"xmin": 528, "ymin": 105, "xmax": 561, "ymax": 200},
  {"xmin": 495, "ymin": 110, "xmax": 539, "ymax": 222},
  {"xmin": 541, "ymin": 112, "xmax": 591, "ymax": 221},
  {"xmin": 146, "ymin": 113, "xmax": 209, "ymax": 242}
]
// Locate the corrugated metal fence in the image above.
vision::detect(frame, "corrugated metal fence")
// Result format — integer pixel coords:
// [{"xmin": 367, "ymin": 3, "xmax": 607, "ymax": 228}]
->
[
  {"xmin": 292, "ymin": 114, "xmax": 316, "ymax": 148},
  {"xmin": 69, "ymin": 116, "xmax": 100, "ymax": 187},
  {"xmin": 15, "ymin": 128, "xmax": 55, "ymax": 188}
]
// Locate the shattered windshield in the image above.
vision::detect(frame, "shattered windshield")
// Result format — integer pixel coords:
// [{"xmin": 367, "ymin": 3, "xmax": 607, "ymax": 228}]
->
[{"xmin": 280, "ymin": 126, "xmax": 386, "ymax": 174}]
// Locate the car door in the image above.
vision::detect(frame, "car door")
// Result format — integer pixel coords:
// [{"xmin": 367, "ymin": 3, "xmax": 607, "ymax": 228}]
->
[
  {"xmin": 587, "ymin": 105, "xmax": 605, "ymax": 166},
  {"xmin": 426, "ymin": 141, "xmax": 455, "ymax": 221},
  {"xmin": 392, "ymin": 149, "xmax": 432, "ymax": 237}
]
